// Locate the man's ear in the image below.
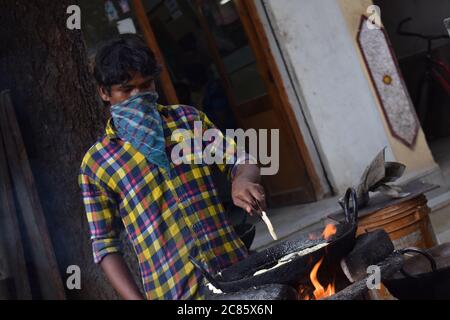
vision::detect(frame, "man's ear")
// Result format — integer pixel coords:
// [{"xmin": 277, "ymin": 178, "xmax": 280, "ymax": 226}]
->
[{"xmin": 98, "ymin": 86, "xmax": 111, "ymax": 102}]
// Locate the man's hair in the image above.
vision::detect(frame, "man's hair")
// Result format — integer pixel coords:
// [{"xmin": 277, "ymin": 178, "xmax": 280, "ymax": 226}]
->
[{"xmin": 94, "ymin": 34, "xmax": 161, "ymax": 93}]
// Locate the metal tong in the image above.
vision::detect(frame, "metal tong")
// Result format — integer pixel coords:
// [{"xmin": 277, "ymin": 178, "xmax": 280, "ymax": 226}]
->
[{"xmin": 255, "ymin": 200, "xmax": 278, "ymax": 241}]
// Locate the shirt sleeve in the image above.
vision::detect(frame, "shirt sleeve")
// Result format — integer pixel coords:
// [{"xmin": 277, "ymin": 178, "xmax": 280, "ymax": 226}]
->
[
  {"xmin": 198, "ymin": 110, "xmax": 256, "ymax": 181},
  {"xmin": 78, "ymin": 171, "xmax": 123, "ymax": 264}
]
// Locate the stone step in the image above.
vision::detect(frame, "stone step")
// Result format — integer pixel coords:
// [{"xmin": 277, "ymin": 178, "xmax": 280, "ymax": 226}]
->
[{"xmin": 428, "ymin": 191, "xmax": 450, "ymax": 237}]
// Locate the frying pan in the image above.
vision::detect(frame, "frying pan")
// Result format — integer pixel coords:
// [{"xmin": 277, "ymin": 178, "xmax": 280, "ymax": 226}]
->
[
  {"xmin": 193, "ymin": 188, "xmax": 359, "ymax": 293},
  {"xmin": 384, "ymin": 245, "xmax": 450, "ymax": 299}
]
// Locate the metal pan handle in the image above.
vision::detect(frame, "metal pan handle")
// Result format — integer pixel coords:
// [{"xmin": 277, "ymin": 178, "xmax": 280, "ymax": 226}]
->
[
  {"xmin": 397, "ymin": 248, "xmax": 438, "ymax": 279},
  {"xmin": 343, "ymin": 188, "xmax": 358, "ymax": 225},
  {"xmin": 189, "ymin": 256, "xmax": 225, "ymax": 291}
]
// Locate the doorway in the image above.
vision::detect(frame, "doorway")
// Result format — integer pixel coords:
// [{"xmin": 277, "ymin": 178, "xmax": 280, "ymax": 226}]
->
[{"xmin": 133, "ymin": 0, "xmax": 318, "ymax": 207}]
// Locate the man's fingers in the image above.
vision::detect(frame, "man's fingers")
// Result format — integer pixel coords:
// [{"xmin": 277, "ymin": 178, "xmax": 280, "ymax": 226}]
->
[
  {"xmin": 238, "ymin": 190, "xmax": 257, "ymax": 212},
  {"xmin": 248, "ymin": 184, "xmax": 267, "ymax": 211},
  {"xmin": 245, "ymin": 190, "xmax": 263, "ymax": 214},
  {"xmin": 233, "ymin": 197, "xmax": 254, "ymax": 216},
  {"xmin": 232, "ymin": 182, "xmax": 267, "ymax": 214},
  {"xmin": 255, "ymin": 184, "xmax": 265, "ymax": 195}
]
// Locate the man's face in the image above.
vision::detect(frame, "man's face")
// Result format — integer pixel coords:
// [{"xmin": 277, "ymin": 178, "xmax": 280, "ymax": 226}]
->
[{"xmin": 99, "ymin": 72, "xmax": 156, "ymax": 106}]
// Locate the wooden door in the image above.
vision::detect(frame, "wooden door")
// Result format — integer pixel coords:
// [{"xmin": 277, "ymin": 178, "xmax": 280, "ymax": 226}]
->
[
  {"xmin": 133, "ymin": 0, "xmax": 319, "ymax": 206},
  {"xmin": 194, "ymin": 0, "xmax": 316, "ymax": 206}
]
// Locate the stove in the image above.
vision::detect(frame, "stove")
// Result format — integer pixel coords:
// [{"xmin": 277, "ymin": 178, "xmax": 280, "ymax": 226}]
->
[{"xmin": 204, "ymin": 230, "xmax": 404, "ymax": 300}]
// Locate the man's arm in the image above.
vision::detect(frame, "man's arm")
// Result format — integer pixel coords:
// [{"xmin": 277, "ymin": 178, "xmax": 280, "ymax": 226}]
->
[
  {"xmin": 100, "ymin": 254, "xmax": 144, "ymax": 300},
  {"xmin": 231, "ymin": 164, "xmax": 267, "ymax": 215},
  {"xmin": 79, "ymin": 171, "xmax": 143, "ymax": 300}
]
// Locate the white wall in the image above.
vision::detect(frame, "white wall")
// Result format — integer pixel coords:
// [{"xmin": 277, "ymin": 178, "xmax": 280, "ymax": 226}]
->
[
  {"xmin": 253, "ymin": 0, "xmax": 332, "ymax": 198},
  {"xmin": 262, "ymin": 0, "xmax": 394, "ymax": 194}
]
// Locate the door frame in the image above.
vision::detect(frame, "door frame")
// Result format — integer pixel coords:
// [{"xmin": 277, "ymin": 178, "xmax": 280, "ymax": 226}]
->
[
  {"xmin": 234, "ymin": 0, "xmax": 324, "ymax": 200},
  {"xmin": 132, "ymin": 0, "xmax": 325, "ymax": 200},
  {"xmin": 132, "ymin": 0, "xmax": 179, "ymax": 104}
]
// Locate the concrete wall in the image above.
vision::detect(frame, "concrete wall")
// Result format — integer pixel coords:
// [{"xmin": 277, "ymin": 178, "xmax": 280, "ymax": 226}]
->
[
  {"xmin": 260, "ymin": 0, "xmax": 439, "ymax": 195},
  {"xmin": 253, "ymin": 0, "xmax": 332, "ymax": 198},
  {"xmin": 262, "ymin": 0, "xmax": 394, "ymax": 194}
]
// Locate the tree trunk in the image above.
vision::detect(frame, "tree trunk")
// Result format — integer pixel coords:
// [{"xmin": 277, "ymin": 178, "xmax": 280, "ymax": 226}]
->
[{"xmin": 0, "ymin": 0, "xmax": 139, "ymax": 299}]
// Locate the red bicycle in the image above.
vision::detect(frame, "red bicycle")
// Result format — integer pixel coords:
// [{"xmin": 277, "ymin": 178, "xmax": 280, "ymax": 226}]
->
[{"xmin": 397, "ymin": 17, "xmax": 450, "ymax": 127}]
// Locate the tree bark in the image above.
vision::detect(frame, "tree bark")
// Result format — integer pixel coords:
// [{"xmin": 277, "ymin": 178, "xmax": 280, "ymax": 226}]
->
[{"xmin": 0, "ymin": 0, "xmax": 140, "ymax": 299}]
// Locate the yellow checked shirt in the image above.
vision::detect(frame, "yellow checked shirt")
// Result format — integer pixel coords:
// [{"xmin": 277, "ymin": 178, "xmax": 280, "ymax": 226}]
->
[{"xmin": 78, "ymin": 104, "xmax": 248, "ymax": 300}]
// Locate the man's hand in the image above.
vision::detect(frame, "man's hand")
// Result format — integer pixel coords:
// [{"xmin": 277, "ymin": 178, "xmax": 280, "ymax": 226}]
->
[{"xmin": 232, "ymin": 164, "xmax": 267, "ymax": 215}]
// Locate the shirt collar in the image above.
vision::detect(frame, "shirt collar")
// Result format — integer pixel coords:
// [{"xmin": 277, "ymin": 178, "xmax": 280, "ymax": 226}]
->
[{"xmin": 105, "ymin": 118, "xmax": 118, "ymax": 140}]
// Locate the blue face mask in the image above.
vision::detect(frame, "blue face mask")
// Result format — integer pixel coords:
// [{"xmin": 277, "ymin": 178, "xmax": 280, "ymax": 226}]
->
[{"xmin": 110, "ymin": 91, "xmax": 171, "ymax": 172}]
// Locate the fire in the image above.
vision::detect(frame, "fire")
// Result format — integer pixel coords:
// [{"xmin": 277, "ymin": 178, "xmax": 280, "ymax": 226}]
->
[
  {"xmin": 310, "ymin": 257, "xmax": 335, "ymax": 299},
  {"xmin": 298, "ymin": 223, "xmax": 337, "ymax": 300},
  {"xmin": 298, "ymin": 287, "xmax": 310, "ymax": 300},
  {"xmin": 322, "ymin": 224, "xmax": 337, "ymax": 241},
  {"xmin": 298, "ymin": 257, "xmax": 336, "ymax": 300},
  {"xmin": 308, "ymin": 223, "xmax": 337, "ymax": 242}
]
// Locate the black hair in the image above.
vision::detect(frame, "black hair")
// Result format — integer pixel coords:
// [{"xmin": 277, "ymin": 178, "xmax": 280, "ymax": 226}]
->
[{"xmin": 94, "ymin": 34, "xmax": 161, "ymax": 93}]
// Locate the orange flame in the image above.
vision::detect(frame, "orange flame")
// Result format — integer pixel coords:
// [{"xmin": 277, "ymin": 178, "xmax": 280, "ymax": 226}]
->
[
  {"xmin": 298, "ymin": 257, "xmax": 336, "ymax": 300},
  {"xmin": 322, "ymin": 224, "xmax": 337, "ymax": 241},
  {"xmin": 298, "ymin": 287, "xmax": 310, "ymax": 300},
  {"xmin": 310, "ymin": 258, "xmax": 335, "ymax": 300},
  {"xmin": 298, "ymin": 223, "xmax": 337, "ymax": 300}
]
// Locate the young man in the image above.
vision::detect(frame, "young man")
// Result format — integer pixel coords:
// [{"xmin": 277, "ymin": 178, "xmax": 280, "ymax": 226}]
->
[{"xmin": 78, "ymin": 34, "xmax": 266, "ymax": 300}]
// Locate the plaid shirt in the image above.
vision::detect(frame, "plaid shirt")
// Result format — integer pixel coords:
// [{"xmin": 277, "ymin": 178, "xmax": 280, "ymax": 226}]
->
[{"xmin": 78, "ymin": 104, "xmax": 248, "ymax": 300}]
